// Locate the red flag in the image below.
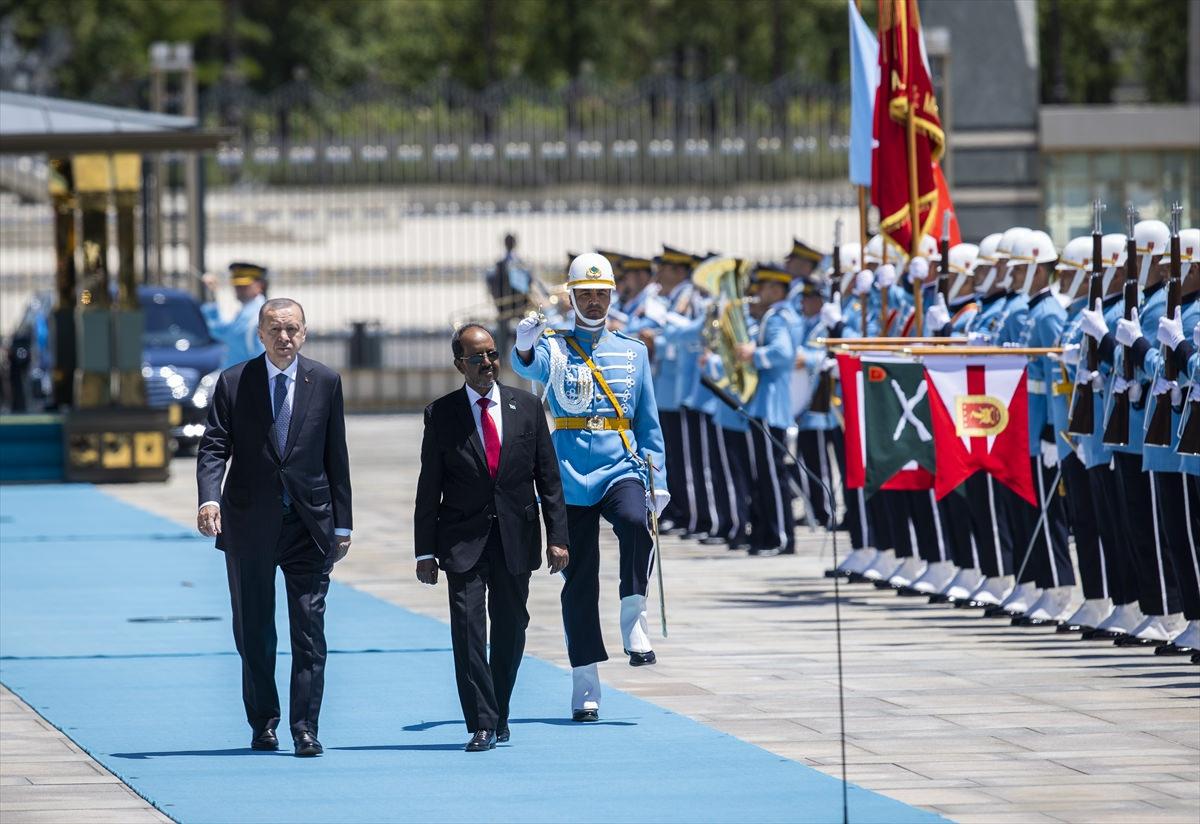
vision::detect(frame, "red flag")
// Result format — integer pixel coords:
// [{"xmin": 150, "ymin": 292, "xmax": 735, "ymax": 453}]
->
[
  {"xmin": 931, "ymin": 162, "xmax": 961, "ymax": 246},
  {"xmin": 924, "ymin": 356, "xmax": 1036, "ymax": 505},
  {"xmin": 871, "ymin": 0, "xmax": 946, "ymax": 255}
]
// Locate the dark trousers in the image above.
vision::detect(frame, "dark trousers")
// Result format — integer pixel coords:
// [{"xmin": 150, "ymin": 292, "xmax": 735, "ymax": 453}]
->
[
  {"xmin": 901, "ymin": 489, "xmax": 947, "ymax": 564},
  {"xmin": 1088, "ymin": 464, "xmax": 1138, "ymax": 606},
  {"xmin": 1173, "ymin": 475, "xmax": 1200, "ymax": 620},
  {"xmin": 445, "ymin": 525, "xmax": 530, "ymax": 733},
  {"xmin": 680, "ymin": 407, "xmax": 714, "ymax": 534},
  {"xmin": 1062, "ymin": 454, "xmax": 1107, "ymax": 601},
  {"xmin": 1155, "ymin": 471, "xmax": 1199, "ymax": 620},
  {"xmin": 868, "ymin": 490, "xmax": 902, "ymax": 554},
  {"xmin": 1005, "ymin": 457, "xmax": 1074, "ymax": 589},
  {"xmin": 563, "ymin": 478, "xmax": 653, "ymax": 667},
  {"xmin": 966, "ymin": 471, "xmax": 1014, "ymax": 577},
  {"xmin": 1113, "ymin": 452, "xmax": 1180, "ymax": 616},
  {"xmin": 940, "ymin": 491, "xmax": 979, "ymax": 570},
  {"xmin": 795, "ymin": 429, "xmax": 834, "ymax": 528},
  {"xmin": 659, "ymin": 409, "xmax": 690, "ymax": 528},
  {"xmin": 224, "ymin": 510, "xmax": 330, "ymax": 739},
  {"xmin": 748, "ymin": 422, "xmax": 795, "ymax": 552},
  {"xmin": 721, "ymin": 426, "xmax": 753, "ymax": 546},
  {"xmin": 702, "ymin": 413, "xmax": 736, "ymax": 540}
]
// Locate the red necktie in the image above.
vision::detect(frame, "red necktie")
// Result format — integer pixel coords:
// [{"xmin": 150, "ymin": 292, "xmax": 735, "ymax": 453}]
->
[{"xmin": 477, "ymin": 397, "xmax": 500, "ymax": 477}]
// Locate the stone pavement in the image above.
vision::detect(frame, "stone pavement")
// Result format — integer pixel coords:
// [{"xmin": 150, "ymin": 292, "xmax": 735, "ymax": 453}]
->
[{"xmin": 4, "ymin": 413, "xmax": 1198, "ymax": 823}]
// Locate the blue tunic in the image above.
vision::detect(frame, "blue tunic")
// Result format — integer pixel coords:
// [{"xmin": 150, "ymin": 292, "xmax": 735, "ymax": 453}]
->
[
  {"xmin": 1014, "ymin": 290, "xmax": 1066, "ymax": 456},
  {"xmin": 201, "ymin": 294, "xmax": 265, "ymax": 369},
  {"xmin": 744, "ymin": 301, "xmax": 799, "ymax": 431},
  {"xmin": 1103, "ymin": 282, "xmax": 1168, "ymax": 456},
  {"xmin": 966, "ymin": 293, "xmax": 1008, "ymax": 343},
  {"xmin": 1141, "ymin": 292, "xmax": 1200, "ymax": 473},
  {"xmin": 510, "ymin": 324, "xmax": 666, "ymax": 507},
  {"xmin": 795, "ymin": 311, "xmax": 838, "ymax": 431}
]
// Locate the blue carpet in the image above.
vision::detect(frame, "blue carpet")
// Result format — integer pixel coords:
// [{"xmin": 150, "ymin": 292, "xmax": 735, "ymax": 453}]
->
[{"xmin": 0, "ymin": 485, "xmax": 943, "ymax": 824}]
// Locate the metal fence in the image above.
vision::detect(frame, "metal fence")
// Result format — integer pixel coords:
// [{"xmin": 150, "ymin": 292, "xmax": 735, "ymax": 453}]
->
[{"xmin": 1, "ymin": 71, "xmax": 859, "ymax": 339}]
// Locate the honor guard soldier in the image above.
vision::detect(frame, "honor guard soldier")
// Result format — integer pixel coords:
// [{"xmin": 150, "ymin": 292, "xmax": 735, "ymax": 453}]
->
[
  {"xmin": 1004, "ymin": 230, "xmax": 1077, "ymax": 625},
  {"xmin": 512, "ymin": 253, "xmax": 668, "ymax": 721},
  {"xmin": 738, "ymin": 263, "xmax": 801, "ymax": 555},
  {"xmin": 610, "ymin": 255, "xmax": 655, "ymax": 331},
  {"xmin": 785, "ymin": 238, "xmax": 824, "ymax": 280},
  {"xmin": 201, "ymin": 262, "xmax": 268, "ymax": 369}
]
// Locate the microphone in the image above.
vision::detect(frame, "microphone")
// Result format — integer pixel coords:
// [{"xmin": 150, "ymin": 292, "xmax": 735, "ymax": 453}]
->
[{"xmin": 700, "ymin": 373, "xmax": 744, "ymax": 412}]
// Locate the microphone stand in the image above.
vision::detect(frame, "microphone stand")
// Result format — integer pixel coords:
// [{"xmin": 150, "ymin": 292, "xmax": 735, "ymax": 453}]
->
[{"xmin": 700, "ymin": 373, "xmax": 850, "ymax": 824}]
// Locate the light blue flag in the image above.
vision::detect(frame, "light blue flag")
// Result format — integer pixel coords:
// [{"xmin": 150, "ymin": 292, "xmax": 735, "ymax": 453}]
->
[{"xmin": 848, "ymin": 0, "xmax": 879, "ymax": 188}]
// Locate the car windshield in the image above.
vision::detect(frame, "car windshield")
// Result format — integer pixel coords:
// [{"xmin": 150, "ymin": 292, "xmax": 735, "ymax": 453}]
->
[{"xmin": 141, "ymin": 294, "xmax": 213, "ymax": 348}]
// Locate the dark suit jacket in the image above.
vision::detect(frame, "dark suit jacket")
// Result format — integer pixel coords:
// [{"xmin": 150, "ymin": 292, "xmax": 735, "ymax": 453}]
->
[
  {"xmin": 413, "ymin": 383, "xmax": 568, "ymax": 575},
  {"xmin": 196, "ymin": 353, "xmax": 352, "ymax": 557}
]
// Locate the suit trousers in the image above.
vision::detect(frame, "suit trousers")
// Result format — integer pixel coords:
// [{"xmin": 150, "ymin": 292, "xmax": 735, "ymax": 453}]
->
[
  {"xmin": 1005, "ymin": 458, "xmax": 1074, "ymax": 589},
  {"xmin": 721, "ymin": 426, "xmax": 753, "ymax": 547},
  {"xmin": 1113, "ymin": 453, "xmax": 1180, "ymax": 616},
  {"xmin": 795, "ymin": 429, "xmax": 834, "ymax": 528},
  {"xmin": 702, "ymin": 413, "xmax": 736, "ymax": 541},
  {"xmin": 445, "ymin": 524, "xmax": 531, "ymax": 732},
  {"xmin": 1061, "ymin": 454, "xmax": 1107, "ymax": 601},
  {"xmin": 1155, "ymin": 471, "xmax": 1199, "ymax": 620},
  {"xmin": 659, "ymin": 409, "xmax": 690, "ymax": 528},
  {"xmin": 868, "ymin": 489, "xmax": 903, "ymax": 555},
  {"xmin": 224, "ymin": 509, "xmax": 330, "ymax": 739},
  {"xmin": 1087, "ymin": 464, "xmax": 1138, "ymax": 606},
  {"xmin": 748, "ymin": 422, "xmax": 796, "ymax": 553},
  {"xmin": 939, "ymin": 492, "xmax": 979, "ymax": 571},
  {"xmin": 901, "ymin": 489, "xmax": 949, "ymax": 565},
  {"xmin": 563, "ymin": 479, "xmax": 653, "ymax": 667},
  {"xmin": 966, "ymin": 471, "xmax": 1014, "ymax": 577},
  {"xmin": 681, "ymin": 407, "xmax": 715, "ymax": 535}
]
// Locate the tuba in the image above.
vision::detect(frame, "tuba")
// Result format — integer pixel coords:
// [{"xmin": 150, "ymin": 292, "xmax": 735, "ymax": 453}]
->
[{"xmin": 692, "ymin": 256, "xmax": 758, "ymax": 404}]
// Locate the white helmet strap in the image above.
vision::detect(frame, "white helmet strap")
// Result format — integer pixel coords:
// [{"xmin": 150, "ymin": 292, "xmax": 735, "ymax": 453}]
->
[
  {"xmin": 1064, "ymin": 269, "xmax": 1088, "ymax": 303},
  {"xmin": 570, "ymin": 288, "xmax": 611, "ymax": 329}
]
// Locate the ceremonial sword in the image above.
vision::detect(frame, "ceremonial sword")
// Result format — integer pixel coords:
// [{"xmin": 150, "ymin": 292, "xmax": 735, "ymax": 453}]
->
[{"xmin": 644, "ymin": 452, "xmax": 668, "ymax": 637}]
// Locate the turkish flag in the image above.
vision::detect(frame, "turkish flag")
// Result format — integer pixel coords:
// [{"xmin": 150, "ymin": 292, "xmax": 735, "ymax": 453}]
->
[
  {"xmin": 924, "ymin": 356, "xmax": 1036, "ymax": 505},
  {"xmin": 871, "ymin": 0, "xmax": 947, "ymax": 255}
]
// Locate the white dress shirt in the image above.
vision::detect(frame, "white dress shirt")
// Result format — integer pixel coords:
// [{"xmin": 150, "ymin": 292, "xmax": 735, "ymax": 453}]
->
[
  {"xmin": 200, "ymin": 355, "xmax": 350, "ymax": 539},
  {"xmin": 416, "ymin": 382, "xmax": 502, "ymax": 563}
]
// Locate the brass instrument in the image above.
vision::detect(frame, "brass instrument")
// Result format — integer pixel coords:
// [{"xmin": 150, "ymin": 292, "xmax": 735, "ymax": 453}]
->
[{"xmin": 692, "ymin": 256, "xmax": 758, "ymax": 404}]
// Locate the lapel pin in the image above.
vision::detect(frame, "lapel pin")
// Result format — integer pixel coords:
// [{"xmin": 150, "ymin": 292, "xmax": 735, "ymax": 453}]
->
[{"xmin": 508, "ymin": 402, "xmax": 516, "ymax": 410}]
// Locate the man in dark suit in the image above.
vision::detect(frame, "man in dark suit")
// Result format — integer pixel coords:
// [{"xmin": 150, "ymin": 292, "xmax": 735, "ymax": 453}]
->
[
  {"xmin": 196, "ymin": 298, "xmax": 352, "ymax": 758},
  {"xmin": 414, "ymin": 324, "xmax": 569, "ymax": 752}
]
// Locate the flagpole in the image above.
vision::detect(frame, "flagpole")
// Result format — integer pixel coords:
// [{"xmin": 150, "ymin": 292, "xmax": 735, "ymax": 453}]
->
[{"xmin": 906, "ymin": 103, "xmax": 923, "ymax": 337}]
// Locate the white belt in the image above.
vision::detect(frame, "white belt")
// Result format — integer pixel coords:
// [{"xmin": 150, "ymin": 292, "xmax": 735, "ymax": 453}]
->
[{"xmin": 1027, "ymin": 379, "xmax": 1047, "ymax": 395}]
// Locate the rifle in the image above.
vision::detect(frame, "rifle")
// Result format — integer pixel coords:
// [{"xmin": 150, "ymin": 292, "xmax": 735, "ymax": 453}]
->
[
  {"xmin": 1103, "ymin": 204, "xmax": 1139, "ymax": 446},
  {"xmin": 809, "ymin": 219, "xmax": 840, "ymax": 414},
  {"xmin": 1067, "ymin": 199, "xmax": 1104, "ymax": 435},
  {"xmin": 1145, "ymin": 203, "xmax": 1183, "ymax": 447},
  {"xmin": 937, "ymin": 211, "xmax": 951, "ymax": 304}
]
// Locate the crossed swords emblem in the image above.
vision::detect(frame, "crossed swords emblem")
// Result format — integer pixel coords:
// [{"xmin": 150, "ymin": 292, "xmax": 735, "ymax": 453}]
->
[{"xmin": 891, "ymin": 380, "xmax": 932, "ymax": 442}]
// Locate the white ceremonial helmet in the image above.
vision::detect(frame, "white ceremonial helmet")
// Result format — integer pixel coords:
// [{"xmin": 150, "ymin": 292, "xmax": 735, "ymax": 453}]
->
[
  {"xmin": 1055, "ymin": 236, "xmax": 1094, "ymax": 303},
  {"xmin": 1008, "ymin": 230, "xmax": 1057, "ymax": 296},
  {"xmin": 863, "ymin": 234, "xmax": 884, "ymax": 265},
  {"xmin": 1180, "ymin": 228, "xmax": 1199, "ymax": 278},
  {"xmin": 1100, "ymin": 233, "xmax": 1128, "ymax": 297},
  {"xmin": 836, "ymin": 242, "xmax": 863, "ymax": 294},
  {"xmin": 947, "ymin": 242, "xmax": 979, "ymax": 301},
  {"xmin": 1133, "ymin": 219, "xmax": 1170, "ymax": 287},
  {"xmin": 566, "ymin": 252, "xmax": 616, "ymax": 328},
  {"xmin": 994, "ymin": 227, "xmax": 1031, "ymax": 290},
  {"xmin": 917, "ymin": 233, "xmax": 940, "ymax": 262},
  {"xmin": 974, "ymin": 232, "xmax": 1004, "ymax": 294}
]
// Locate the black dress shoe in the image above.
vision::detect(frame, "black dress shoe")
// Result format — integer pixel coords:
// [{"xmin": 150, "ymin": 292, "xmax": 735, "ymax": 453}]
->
[
  {"xmin": 700, "ymin": 535, "xmax": 727, "ymax": 546},
  {"xmin": 1191, "ymin": 652, "xmax": 1200, "ymax": 664},
  {"xmin": 1081, "ymin": 627, "xmax": 1121, "ymax": 640},
  {"xmin": 927, "ymin": 593, "xmax": 952, "ymax": 604},
  {"xmin": 749, "ymin": 547, "xmax": 781, "ymax": 557},
  {"xmin": 846, "ymin": 572, "xmax": 869, "ymax": 584},
  {"xmin": 1057, "ymin": 623, "xmax": 1088, "ymax": 634},
  {"xmin": 571, "ymin": 709, "xmax": 599, "ymax": 722},
  {"xmin": 496, "ymin": 726, "xmax": 510, "ymax": 743},
  {"xmin": 1154, "ymin": 643, "xmax": 1194, "ymax": 656},
  {"xmin": 895, "ymin": 587, "xmax": 924, "ymax": 597},
  {"xmin": 465, "ymin": 730, "xmax": 496, "ymax": 752},
  {"xmin": 293, "ymin": 732, "xmax": 323, "ymax": 757},
  {"xmin": 625, "ymin": 649, "xmax": 656, "ymax": 666},
  {"xmin": 250, "ymin": 729, "xmax": 279, "ymax": 751},
  {"xmin": 1114, "ymin": 634, "xmax": 1164, "ymax": 647}
]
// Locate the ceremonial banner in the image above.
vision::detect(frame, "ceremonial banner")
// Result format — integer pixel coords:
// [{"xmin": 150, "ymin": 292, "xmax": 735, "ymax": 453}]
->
[
  {"xmin": 848, "ymin": 0, "xmax": 879, "ymax": 188},
  {"xmin": 871, "ymin": 0, "xmax": 949, "ymax": 253},
  {"xmin": 862, "ymin": 357, "xmax": 937, "ymax": 496},
  {"xmin": 924, "ymin": 355, "xmax": 1035, "ymax": 505}
]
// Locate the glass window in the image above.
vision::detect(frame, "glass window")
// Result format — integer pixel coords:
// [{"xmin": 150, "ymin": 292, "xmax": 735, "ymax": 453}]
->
[{"xmin": 141, "ymin": 293, "xmax": 213, "ymax": 348}]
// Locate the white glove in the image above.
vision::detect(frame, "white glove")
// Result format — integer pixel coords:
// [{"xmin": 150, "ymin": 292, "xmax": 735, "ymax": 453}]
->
[
  {"xmin": 906, "ymin": 257, "xmax": 929, "ymax": 284},
  {"xmin": 875, "ymin": 264, "xmax": 897, "ymax": 289},
  {"xmin": 967, "ymin": 331, "xmax": 990, "ymax": 345},
  {"xmin": 1061, "ymin": 343, "xmax": 1081, "ymax": 366},
  {"xmin": 515, "ymin": 314, "xmax": 547, "ymax": 351},
  {"xmin": 651, "ymin": 488, "xmax": 670, "ymax": 518},
  {"xmin": 820, "ymin": 293, "xmax": 843, "ymax": 327},
  {"xmin": 1115, "ymin": 307, "xmax": 1142, "ymax": 348},
  {"xmin": 1080, "ymin": 299, "xmax": 1109, "ymax": 342},
  {"xmin": 820, "ymin": 355, "xmax": 838, "ymax": 373},
  {"xmin": 1040, "ymin": 439, "xmax": 1058, "ymax": 469},
  {"xmin": 643, "ymin": 296, "xmax": 668, "ymax": 324},
  {"xmin": 925, "ymin": 294, "xmax": 950, "ymax": 332},
  {"xmin": 1157, "ymin": 306, "xmax": 1185, "ymax": 350},
  {"xmin": 1112, "ymin": 375, "xmax": 1131, "ymax": 394},
  {"xmin": 1194, "ymin": 320, "xmax": 1200, "ymax": 348},
  {"xmin": 1075, "ymin": 367, "xmax": 1102, "ymax": 390},
  {"xmin": 854, "ymin": 269, "xmax": 874, "ymax": 296}
]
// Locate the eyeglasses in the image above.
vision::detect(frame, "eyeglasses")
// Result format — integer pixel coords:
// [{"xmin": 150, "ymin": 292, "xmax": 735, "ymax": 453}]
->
[{"xmin": 458, "ymin": 349, "xmax": 500, "ymax": 366}]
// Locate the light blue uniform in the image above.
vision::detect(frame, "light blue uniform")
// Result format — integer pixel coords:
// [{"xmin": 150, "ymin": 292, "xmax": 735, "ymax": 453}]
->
[
  {"xmin": 1014, "ymin": 290, "xmax": 1067, "ymax": 456},
  {"xmin": 744, "ymin": 301, "xmax": 799, "ymax": 431},
  {"xmin": 966, "ymin": 292, "xmax": 1008, "ymax": 343},
  {"xmin": 511, "ymin": 324, "xmax": 666, "ymax": 506},
  {"xmin": 201, "ymin": 294, "xmax": 265, "ymax": 369},
  {"xmin": 794, "ymin": 312, "xmax": 838, "ymax": 431},
  {"xmin": 1141, "ymin": 293, "xmax": 1200, "ymax": 472},
  {"xmin": 1180, "ymin": 348, "xmax": 1200, "ymax": 477},
  {"xmin": 1103, "ymin": 282, "xmax": 1168, "ymax": 456},
  {"xmin": 1072, "ymin": 295, "xmax": 1126, "ymax": 469},
  {"xmin": 997, "ymin": 292, "xmax": 1030, "ymax": 345},
  {"xmin": 633, "ymin": 281, "xmax": 694, "ymax": 412}
]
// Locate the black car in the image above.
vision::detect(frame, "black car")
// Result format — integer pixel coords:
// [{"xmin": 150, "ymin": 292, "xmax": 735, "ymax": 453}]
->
[{"xmin": 6, "ymin": 286, "xmax": 226, "ymax": 454}]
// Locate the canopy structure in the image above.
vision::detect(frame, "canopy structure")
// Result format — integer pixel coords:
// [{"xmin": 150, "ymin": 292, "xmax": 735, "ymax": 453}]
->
[{"xmin": 0, "ymin": 90, "xmax": 227, "ymax": 154}]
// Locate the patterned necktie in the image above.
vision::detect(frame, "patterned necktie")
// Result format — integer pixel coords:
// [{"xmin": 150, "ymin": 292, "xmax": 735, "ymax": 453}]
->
[
  {"xmin": 273, "ymin": 372, "xmax": 292, "ymax": 506},
  {"xmin": 477, "ymin": 397, "xmax": 500, "ymax": 478}
]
